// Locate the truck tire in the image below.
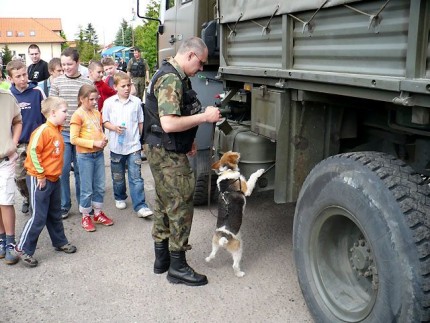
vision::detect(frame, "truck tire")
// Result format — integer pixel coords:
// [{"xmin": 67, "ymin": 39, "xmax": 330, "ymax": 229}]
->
[
  {"xmin": 293, "ymin": 152, "xmax": 430, "ymax": 322},
  {"xmin": 193, "ymin": 173, "xmax": 217, "ymax": 206}
]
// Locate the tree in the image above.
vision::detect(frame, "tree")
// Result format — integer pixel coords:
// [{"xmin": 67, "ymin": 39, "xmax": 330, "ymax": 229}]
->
[
  {"xmin": 114, "ymin": 19, "xmax": 133, "ymax": 47},
  {"xmin": 60, "ymin": 31, "xmax": 68, "ymax": 51},
  {"xmin": 1, "ymin": 44, "xmax": 13, "ymax": 67},
  {"xmin": 72, "ymin": 23, "xmax": 101, "ymax": 64},
  {"xmin": 84, "ymin": 23, "xmax": 99, "ymax": 46},
  {"xmin": 134, "ymin": 0, "xmax": 160, "ymax": 73}
]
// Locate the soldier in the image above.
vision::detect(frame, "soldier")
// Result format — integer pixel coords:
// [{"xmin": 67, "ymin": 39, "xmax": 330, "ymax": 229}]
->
[
  {"xmin": 127, "ymin": 47, "xmax": 150, "ymax": 100},
  {"xmin": 143, "ymin": 37, "xmax": 221, "ymax": 286}
]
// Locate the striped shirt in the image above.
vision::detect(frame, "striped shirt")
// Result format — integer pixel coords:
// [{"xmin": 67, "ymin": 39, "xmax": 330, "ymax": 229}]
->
[
  {"xmin": 102, "ymin": 94, "xmax": 143, "ymax": 155},
  {"xmin": 49, "ymin": 74, "xmax": 93, "ymax": 132}
]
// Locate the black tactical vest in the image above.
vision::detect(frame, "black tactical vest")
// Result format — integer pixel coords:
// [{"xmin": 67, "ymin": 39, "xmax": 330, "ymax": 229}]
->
[
  {"xmin": 130, "ymin": 58, "xmax": 146, "ymax": 77},
  {"xmin": 144, "ymin": 60, "xmax": 201, "ymax": 153}
]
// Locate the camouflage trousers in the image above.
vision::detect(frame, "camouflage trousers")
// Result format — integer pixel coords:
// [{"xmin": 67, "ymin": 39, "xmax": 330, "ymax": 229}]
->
[
  {"xmin": 132, "ymin": 77, "xmax": 146, "ymax": 101},
  {"xmin": 15, "ymin": 143, "xmax": 29, "ymax": 203},
  {"xmin": 144, "ymin": 144, "xmax": 195, "ymax": 251}
]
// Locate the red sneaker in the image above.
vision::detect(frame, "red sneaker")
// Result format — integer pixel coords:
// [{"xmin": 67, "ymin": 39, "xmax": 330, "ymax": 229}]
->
[
  {"xmin": 82, "ymin": 215, "xmax": 96, "ymax": 232},
  {"xmin": 94, "ymin": 211, "xmax": 114, "ymax": 226}
]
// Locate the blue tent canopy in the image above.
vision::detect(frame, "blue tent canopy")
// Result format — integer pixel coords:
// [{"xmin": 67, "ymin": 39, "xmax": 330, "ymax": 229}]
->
[{"xmin": 101, "ymin": 46, "xmax": 127, "ymax": 57}]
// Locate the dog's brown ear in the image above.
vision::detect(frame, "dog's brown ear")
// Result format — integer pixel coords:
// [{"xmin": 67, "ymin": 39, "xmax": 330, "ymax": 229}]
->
[
  {"xmin": 211, "ymin": 160, "xmax": 221, "ymax": 170},
  {"xmin": 229, "ymin": 152, "xmax": 240, "ymax": 164}
]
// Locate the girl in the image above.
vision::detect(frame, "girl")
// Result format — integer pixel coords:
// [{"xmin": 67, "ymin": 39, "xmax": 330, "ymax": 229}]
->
[{"xmin": 70, "ymin": 84, "xmax": 112, "ymax": 232}]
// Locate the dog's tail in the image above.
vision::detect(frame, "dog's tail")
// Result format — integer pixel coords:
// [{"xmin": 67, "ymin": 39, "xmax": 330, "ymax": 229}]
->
[{"xmin": 219, "ymin": 237, "xmax": 229, "ymax": 246}]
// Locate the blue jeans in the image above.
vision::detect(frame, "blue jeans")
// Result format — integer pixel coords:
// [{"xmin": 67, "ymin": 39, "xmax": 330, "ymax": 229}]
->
[
  {"xmin": 77, "ymin": 151, "xmax": 105, "ymax": 214},
  {"xmin": 110, "ymin": 150, "xmax": 147, "ymax": 212},
  {"xmin": 60, "ymin": 132, "xmax": 80, "ymax": 212}
]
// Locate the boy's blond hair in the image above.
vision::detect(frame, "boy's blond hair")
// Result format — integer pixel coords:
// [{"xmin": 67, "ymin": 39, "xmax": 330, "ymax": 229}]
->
[
  {"xmin": 6, "ymin": 60, "xmax": 26, "ymax": 77},
  {"xmin": 113, "ymin": 71, "xmax": 130, "ymax": 85},
  {"xmin": 41, "ymin": 97, "xmax": 67, "ymax": 118},
  {"xmin": 101, "ymin": 57, "xmax": 115, "ymax": 67}
]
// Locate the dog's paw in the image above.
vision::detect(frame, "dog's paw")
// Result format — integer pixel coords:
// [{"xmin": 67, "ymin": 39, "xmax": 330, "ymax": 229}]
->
[
  {"xmin": 235, "ymin": 270, "xmax": 245, "ymax": 277},
  {"xmin": 205, "ymin": 256, "xmax": 212, "ymax": 263}
]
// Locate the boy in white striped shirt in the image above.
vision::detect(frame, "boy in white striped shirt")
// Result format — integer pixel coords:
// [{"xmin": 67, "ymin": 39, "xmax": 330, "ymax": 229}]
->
[{"xmin": 102, "ymin": 72, "xmax": 153, "ymax": 218}]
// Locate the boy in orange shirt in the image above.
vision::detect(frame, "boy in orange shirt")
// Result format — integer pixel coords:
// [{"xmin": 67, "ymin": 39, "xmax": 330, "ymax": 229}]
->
[{"xmin": 16, "ymin": 97, "xmax": 77, "ymax": 267}]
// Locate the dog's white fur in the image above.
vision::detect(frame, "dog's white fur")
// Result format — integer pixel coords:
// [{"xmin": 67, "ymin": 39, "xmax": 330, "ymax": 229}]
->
[{"xmin": 205, "ymin": 151, "xmax": 264, "ymax": 277}]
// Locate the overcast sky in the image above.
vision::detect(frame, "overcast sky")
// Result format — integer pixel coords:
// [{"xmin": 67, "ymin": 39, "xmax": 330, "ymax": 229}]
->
[{"xmin": 0, "ymin": 0, "xmax": 150, "ymax": 46}]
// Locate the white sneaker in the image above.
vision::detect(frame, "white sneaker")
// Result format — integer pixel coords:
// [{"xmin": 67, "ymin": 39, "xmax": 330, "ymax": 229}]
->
[
  {"xmin": 137, "ymin": 206, "xmax": 153, "ymax": 218},
  {"xmin": 115, "ymin": 201, "xmax": 127, "ymax": 210}
]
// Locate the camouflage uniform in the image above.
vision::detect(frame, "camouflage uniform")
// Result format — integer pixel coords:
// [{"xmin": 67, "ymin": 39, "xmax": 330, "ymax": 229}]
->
[
  {"xmin": 127, "ymin": 57, "xmax": 150, "ymax": 100},
  {"xmin": 144, "ymin": 58, "xmax": 195, "ymax": 251},
  {"xmin": 15, "ymin": 143, "xmax": 29, "ymax": 203}
]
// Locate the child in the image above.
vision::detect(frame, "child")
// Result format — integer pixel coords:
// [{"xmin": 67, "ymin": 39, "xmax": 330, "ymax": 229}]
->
[
  {"xmin": 16, "ymin": 97, "xmax": 77, "ymax": 267},
  {"xmin": 88, "ymin": 60, "xmax": 116, "ymax": 112},
  {"xmin": 7, "ymin": 59, "xmax": 46, "ymax": 215},
  {"xmin": 0, "ymin": 69, "xmax": 11, "ymax": 90},
  {"xmin": 102, "ymin": 71, "xmax": 153, "ymax": 218},
  {"xmin": 101, "ymin": 57, "xmax": 118, "ymax": 89},
  {"xmin": 50, "ymin": 48, "xmax": 93, "ymax": 219},
  {"xmin": 0, "ymin": 89, "xmax": 22, "ymax": 265},
  {"xmin": 38, "ymin": 57, "xmax": 63, "ymax": 97},
  {"xmin": 102, "ymin": 56, "xmax": 137, "ymax": 96},
  {"xmin": 70, "ymin": 84, "xmax": 112, "ymax": 232}
]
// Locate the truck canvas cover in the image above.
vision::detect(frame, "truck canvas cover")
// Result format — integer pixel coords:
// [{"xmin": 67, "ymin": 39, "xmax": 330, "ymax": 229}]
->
[{"xmin": 219, "ymin": 0, "xmax": 364, "ymax": 23}]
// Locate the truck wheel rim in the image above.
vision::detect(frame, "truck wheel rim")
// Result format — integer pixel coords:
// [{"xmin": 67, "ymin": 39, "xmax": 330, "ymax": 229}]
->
[{"xmin": 310, "ymin": 206, "xmax": 378, "ymax": 322}]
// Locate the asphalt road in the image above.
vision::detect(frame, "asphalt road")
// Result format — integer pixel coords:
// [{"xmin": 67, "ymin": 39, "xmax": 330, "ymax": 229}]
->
[{"xmin": 1, "ymin": 154, "xmax": 313, "ymax": 323}]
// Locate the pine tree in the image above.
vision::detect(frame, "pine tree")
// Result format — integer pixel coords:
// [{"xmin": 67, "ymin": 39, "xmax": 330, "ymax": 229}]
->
[{"xmin": 134, "ymin": 0, "xmax": 160, "ymax": 74}]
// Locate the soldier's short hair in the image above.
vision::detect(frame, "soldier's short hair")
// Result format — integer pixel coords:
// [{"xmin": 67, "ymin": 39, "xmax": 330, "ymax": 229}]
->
[{"xmin": 177, "ymin": 37, "xmax": 207, "ymax": 56}]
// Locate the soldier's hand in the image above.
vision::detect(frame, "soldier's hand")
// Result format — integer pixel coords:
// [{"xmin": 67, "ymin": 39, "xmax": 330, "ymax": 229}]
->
[{"xmin": 204, "ymin": 106, "xmax": 222, "ymax": 123}]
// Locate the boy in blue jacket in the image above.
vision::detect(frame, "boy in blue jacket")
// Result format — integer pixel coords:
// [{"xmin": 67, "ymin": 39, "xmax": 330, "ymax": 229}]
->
[{"xmin": 6, "ymin": 60, "xmax": 46, "ymax": 214}]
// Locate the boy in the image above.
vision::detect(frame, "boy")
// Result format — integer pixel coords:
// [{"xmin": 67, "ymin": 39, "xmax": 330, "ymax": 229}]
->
[
  {"xmin": 27, "ymin": 44, "xmax": 49, "ymax": 83},
  {"xmin": 101, "ymin": 57, "xmax": 137, "ymax": 96},
  {"xmin": 0, "ymin": 69, "xmax": 11, "ymax": 90},
  {"xmin": 101, "ymin": 57, "xmax": 118, "ymax": 89},
  {"xmin": 102, "ymin": 71, "xmax": 153, "ymax": 218},
  {"xmin": 38, "ymin": 57, "xmax": 63, "ymax": 97},
  {"xmin": 88, "ymin": 60, "xmax": 116, "ymax": 112},
  {"xmin": 7, "ymin": 59, "xmax": 46, "ymax": 214},
  {"xmin": 50, "ymin": 48, "xmax": 93, "ymax": 219},
  {"xmin": 0, "ymin": 89, "xmax": 22, "ymax": 265},
  {"xmin": 16, "ymin": 97, "xmax": 77, "ymax": 267}
]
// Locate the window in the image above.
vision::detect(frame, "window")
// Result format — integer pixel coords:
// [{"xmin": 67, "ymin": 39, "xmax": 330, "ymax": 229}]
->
[
  {"xmin": 166, "ymin": 0, "xmax": 175, "ymax": 10},
  {"xmin": 17, "ymin": 32, "xmax": 25, "ymax": 37},
  {"xmin": 30, "ymin": 31, "xmax": 36, "ymax": 36},
  {"xmin": 6, "ymin": 31, "xmax": 13, "ymax": 37},
  {"xmin": 181, "ymin": 0, "xmax": 192, "ymax": 4}
]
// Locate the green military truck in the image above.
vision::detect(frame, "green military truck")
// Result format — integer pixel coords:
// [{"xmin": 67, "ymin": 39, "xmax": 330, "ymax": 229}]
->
[{"xmin": 138, "ymin": 0, "xmax": 430, "ymax": 321}]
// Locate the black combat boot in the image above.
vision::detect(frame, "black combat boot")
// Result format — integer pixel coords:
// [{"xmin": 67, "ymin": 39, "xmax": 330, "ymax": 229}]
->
[
  {"xmin": 167, "ymin": 251, "xmax": 208, "ymax": 286},
  {"xmin": 154, "ymin": 240, "xmax": 170, "ymax": 274}
]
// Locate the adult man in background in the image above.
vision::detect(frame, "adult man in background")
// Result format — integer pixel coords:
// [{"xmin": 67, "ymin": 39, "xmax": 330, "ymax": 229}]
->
[
  {"xmin": 27, "ymin": 44, "xmax": 49, "ymax": 83},
  {"xmin": 144, "ymin": 37, "xmax": 221, "ymax": 287},
  {"xmin": 127, "ymin": 47, "xmax": 150, "ymax": 100}
]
